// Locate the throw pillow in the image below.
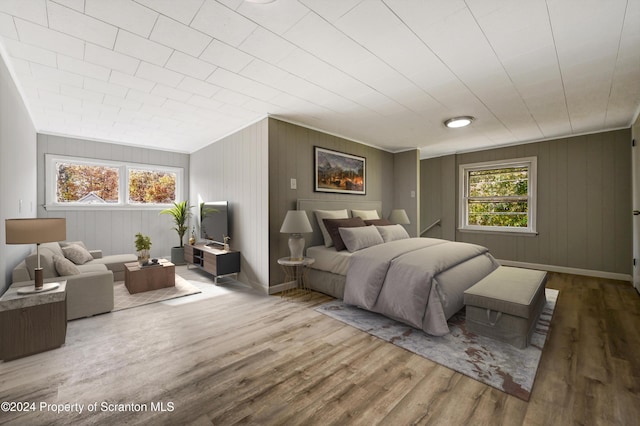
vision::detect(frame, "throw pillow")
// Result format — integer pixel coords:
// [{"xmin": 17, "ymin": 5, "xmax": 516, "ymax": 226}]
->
[
  {"xmin": 351, "ymin": 209, "xmax": 380, "ymax": 220},
  {"xmin": 314, "ymin": 209, "xmax": 349, "ymax": 247},
  {"xmin": 53, "ymin": 254, "xmax": 81, "ymax": 276},
  {"xmin": 376, "ymin": 224, "xmax": 410, "ymax": 243},
  {"xmin": 339, "ymin": 226, "xmax": 384, "ymax": 252},
  {"xmin": 364, "ymin": 218, "xmax": 393, "ymax": 226},
  {"xmin": 322, "ymin": 217, "xmax": 367, "ymax": 251},
  {"xmin": 25, "ymin": 250, "xmax": 58, "ymax": 280},
  {"xmin": 62, "ymin": 243, "xmax": 94, "ymax": 265}
]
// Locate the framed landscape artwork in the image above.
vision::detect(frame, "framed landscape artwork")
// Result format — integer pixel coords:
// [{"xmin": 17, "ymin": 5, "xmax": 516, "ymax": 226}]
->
[{"xmin": 314, "ymin": 147, "xmax": 366, "ymax": 195}]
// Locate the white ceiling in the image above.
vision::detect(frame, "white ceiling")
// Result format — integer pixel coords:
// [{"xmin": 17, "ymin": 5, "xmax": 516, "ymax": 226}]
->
[{"xmin": 0, "ymin": 0, "xmax": 639, "ymax": 157}]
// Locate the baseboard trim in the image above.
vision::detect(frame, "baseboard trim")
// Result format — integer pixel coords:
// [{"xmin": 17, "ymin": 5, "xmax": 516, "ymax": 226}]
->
[
  {"xmin": 268, "ymin": 280, "xmax": 297, "ymax": 295},
  {"xmin": 497, "ymin": 259, "xmax": 633, "ymax": 282}
]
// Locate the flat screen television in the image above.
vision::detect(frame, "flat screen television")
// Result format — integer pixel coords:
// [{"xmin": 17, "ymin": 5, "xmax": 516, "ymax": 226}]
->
[{"xmin": 200, "ymin": 201, "xmax": 229, "ymax": 246}]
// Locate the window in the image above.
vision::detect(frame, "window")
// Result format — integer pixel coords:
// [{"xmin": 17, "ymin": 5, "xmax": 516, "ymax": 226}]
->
[
  {"xmin": 459, "ymin": 157, "xmax": 537, "ymax": 234},
  {"xmin": 46, "ymin": 155, "xmax": 182, "ymax": 209}
]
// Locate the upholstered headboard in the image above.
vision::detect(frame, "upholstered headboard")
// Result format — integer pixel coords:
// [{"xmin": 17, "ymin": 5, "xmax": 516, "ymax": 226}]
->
[{"xmin": 297, "ymin": 198, "xmax": 383, "ymax": 247}]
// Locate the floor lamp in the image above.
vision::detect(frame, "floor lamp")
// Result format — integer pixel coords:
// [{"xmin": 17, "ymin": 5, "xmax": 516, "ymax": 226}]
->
[{"xmin": 5, "ymin": 218, "xmax": 67, "ymax": 294}]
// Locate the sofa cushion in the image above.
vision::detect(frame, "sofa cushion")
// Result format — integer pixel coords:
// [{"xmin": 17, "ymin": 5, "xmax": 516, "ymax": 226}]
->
[
  {"xmin": 76, "ymin": 263, "xmax": 109, "ymax": 273},
  {"xmin": 39, "ymin": 242, "xmax": 64, "ymax": 257},
  {"xmin": 25, "ymin": 250, "xmax": 58, "ymax": 280},
  {"xmin": 63, "ymin": 243, "xmax": 94, "ymax": 265},
  {"xmin": 53, "ymin": 254, "xmax": 81, "ymax": 276}
]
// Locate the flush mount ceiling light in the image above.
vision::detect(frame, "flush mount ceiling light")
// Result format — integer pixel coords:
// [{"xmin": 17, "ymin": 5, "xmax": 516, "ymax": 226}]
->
[{"xmin": 444, "ymin": 116, "xmax": 474, "ymax": 128}]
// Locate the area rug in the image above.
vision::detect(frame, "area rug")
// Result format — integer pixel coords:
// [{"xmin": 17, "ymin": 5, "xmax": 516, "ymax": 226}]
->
[
  {"xmin": 113, "ymin": 275, "xmax": 201, "ymax": 312},
  {"xmin": 315, "ymin": 288, "xmax": 558, "ymax": 401}
]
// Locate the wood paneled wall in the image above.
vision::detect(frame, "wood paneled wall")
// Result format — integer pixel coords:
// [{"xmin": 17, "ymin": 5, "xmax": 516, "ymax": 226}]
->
[
  {"xmin": 393, "ymin": 149, "xmax": 420, "ymax": 236},
  {"xmin": 0, "ymin": 53, "xmax": 37, "ymax": 293},
  {"xmin": 421, "ymin": 129, "xmax": 632, "ymax": 276},
  {"xmin": 37, "ymin": 134, "xmax": 190, "ymax": 260},
  {"xmin": 190, "ymin": 119, "xmax": 269, "ymax": 291},
  {"xmin": 268, "ymin": 118, "xmax": 395, "ymax": 286}
]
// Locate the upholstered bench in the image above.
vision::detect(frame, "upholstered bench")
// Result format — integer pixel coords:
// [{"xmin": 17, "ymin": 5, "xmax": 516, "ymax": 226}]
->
[{"xmin": 463, "ymin": 266, "xmax": 547, "ymax": 349}]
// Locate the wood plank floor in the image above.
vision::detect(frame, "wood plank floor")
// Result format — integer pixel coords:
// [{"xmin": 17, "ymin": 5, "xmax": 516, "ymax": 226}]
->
[{"xmin": 0, "ymin": 269, "xmax": 638, "ymax": 425}]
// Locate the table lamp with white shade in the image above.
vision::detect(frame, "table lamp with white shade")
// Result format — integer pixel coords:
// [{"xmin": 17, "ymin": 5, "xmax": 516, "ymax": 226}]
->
[
  {"xmin": 280, "ymin": 210, "xmax": 313, "ymax": 261},
  {"xmin": 389, "ymin": 209, "xmax": 410, "ymax": 225},
  {"xmin": 5, "ymin": 218, "xmax": 67, "ymax": 294}
]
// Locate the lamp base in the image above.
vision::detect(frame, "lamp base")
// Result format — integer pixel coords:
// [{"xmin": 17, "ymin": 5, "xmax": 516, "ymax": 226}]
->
[
  {"xmin": 18, "ymin": 282, "xmax": 60, "ymax": 295},
  {"xmin": 288, "ymin": 234, "xmax": 305, "ymax": 261}
]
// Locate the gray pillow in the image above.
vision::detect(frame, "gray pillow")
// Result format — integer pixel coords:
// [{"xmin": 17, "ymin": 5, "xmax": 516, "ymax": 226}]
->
[
  {"xmin": 376, "ymin": 224, "xmax": 410, "ymax": 243},
  {"xmin": 25, "ymin": 250, "xmax": 58, "ymax": 279},
  {"xmin": 314, "ymin": 209, "xmax": 349, "ymax": 247},
  {"xmin": 53, "ymin": 254, "xmax": 81, "ymax": 276},
  {"xmin": 338, "ymin": 226, "xmax": 384, "ymax": 252},
  {"xmin": 62, "ymin": 243, "xmax": 94, "ymax": 265}
]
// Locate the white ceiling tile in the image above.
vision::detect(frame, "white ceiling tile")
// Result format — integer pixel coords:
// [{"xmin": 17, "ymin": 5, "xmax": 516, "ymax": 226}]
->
[
  {"xmin": 103, "ymin": 94, "xmax": 142, "ymax": 110},
  {"xmin": 207, "ymin": 68, "xmax": 280, "ymax": 101},
  {"xmin": 237, "ymin": 0, "xmax": 309, "ymax": 35},
  {"xmin": 150, "ymin": 84, "xmax": 192, "ymax": 102},
  {"xmin": 199, "ymin": 39, "xmax": 253, "ymax": 72},
  {"xmin": 190, "ymin": 0, "xmax": 257, "ymax": 47},
  {"xmin": 110, "ymin": 70, "xmax": 156, "ymax": 93},
  {"xmin": 15, "ymin": 18, "xmax": 84, "ymax": 58},
  {"xmin": 133, "ymin": 0, "xmax": 204, "ymax": 25},
  {"xmin": 165, "ymin": 51, "xmax": 217, "ymax": 80},
  {"xmin": 0, "ymin": 12, "xmax": 18, "ymax": 39},
  {"xmin": 0, "ymin": 0, "xmax": 47, "ymax": 26},
  {"xmin": 239, "ymin": 27, "xmax": 295, "ymax": 64},
  {"xmin": 2, "ymin": 38, "xmax": 56, "ymax": 66},
  {"xmin": 61, "ymin": 84, "xmax": 104, "ymax": 103},
  {"xmin": 58, "ymin": 55, "xmax": 111, "ymax": 80},
  {"xmin": 8, "ymin": 57, "xmax": 32, "ymax": 76},
  {"xmin": 85, "ymin": 0, "xmax": 158, "ymax": 38},
  {"xmin": 299, "ymin": 0, "xmax": 363, "ymax": 24},
  {"xmin": 211, "ymin": 88, "xmax": 250, "ymax": 106},
  {"xmin": 30, "ymin": 63, "xmax": 84, "ymax": 87},
  {"xmin": 84, "ymin": 77, "xmax": 129, "ymax": 97},
  {"xmin": 177, "ymin": 76, "xmax": 220, "ymax": 97},
  {"xmin": 150, "ymin": 15, "xmax": 212, "ymax": 56},
  {"xmin": 126, "ymin": 89, "xmax": 166, "ymax": 106},
  {"xmin": 51, "ymin": 0, "xmax": 85, "ymax": 13},
  {"xmin": 47, "ymin": 1, "xmax": 117, "ymax": 49},
  {"xmin": 84, "ymin": 43, "xmax": 140, "ymax": 75},
  {"xmin": 187, "ymin": 94, "xmax": 224, "ymax": 111},
  {"xmin": 136, "ymin": 61, "xmax": 184, "ymax": 87},
  {"xmin": 114, "ymin": 30, "xmax": 173, "ymax": 66}
]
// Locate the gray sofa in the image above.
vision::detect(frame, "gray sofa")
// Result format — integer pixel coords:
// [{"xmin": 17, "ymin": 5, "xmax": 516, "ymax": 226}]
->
[{"xmin": 12, "ymin": 242, "xmax": 137, "ymax": 320}]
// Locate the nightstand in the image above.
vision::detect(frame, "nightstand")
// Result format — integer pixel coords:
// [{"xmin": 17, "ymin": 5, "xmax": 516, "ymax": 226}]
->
[
  {"xmin": 0, "ymin": 281, "xmax": 67, "ymax": 361},
  {"xmin": 277, "ymin": 257, "xmax": 315, "ymax": 295}
]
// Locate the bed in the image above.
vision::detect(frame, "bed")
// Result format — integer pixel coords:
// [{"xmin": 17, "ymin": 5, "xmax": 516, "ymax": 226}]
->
[{"xmin": 298, "ymin": 199, "xmax": 499, "ymax": 336}]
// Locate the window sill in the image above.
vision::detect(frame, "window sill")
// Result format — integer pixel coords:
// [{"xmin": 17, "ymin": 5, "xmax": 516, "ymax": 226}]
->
[
  {"xmin": 458, "ymin": 227, "xmax": 538, "ymax": 237},
  {"xmin": 44, "ymin": 204, "xmax": 170, "ymax": 211}
]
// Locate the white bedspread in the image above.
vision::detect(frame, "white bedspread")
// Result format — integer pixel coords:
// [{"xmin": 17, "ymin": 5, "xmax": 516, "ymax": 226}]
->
[
  {"xmin": 344, "ymin": 238, "xmax": 499, "ymax": 336},
  {"xmin": 306, "ymin": 245, "xmax": 352, "ymax": 276}
]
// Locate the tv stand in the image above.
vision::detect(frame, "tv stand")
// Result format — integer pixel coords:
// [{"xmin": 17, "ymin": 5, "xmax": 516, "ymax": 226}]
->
[{"xmin": 184, "ymin": 243, "xmax": 240, "ymax": 284}]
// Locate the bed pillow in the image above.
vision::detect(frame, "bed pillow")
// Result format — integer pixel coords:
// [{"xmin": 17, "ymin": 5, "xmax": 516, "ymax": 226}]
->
[
  {"xmin": 25, "ymin": 250, "xmax": 58, "ymax": 279},
  {"xmin": 377, "ymin": 224, "xmax": 410, "ymax": 242},
  {"xmin": 339, "ymin": 226, "xmax": 384, "ymax": 252},
  {"xmin": 62, "ymin": 243, "xmax": 94, "ymax": 265},
  {"xmin": 53, "ymin": 254, "xmax": 81, "ymax": 276},
  {"xmin": 323, "ymin": 217, "xmax": 367, "ymax": 251},
  {"xmin": 314, "ymin": 209, "xmax": 349, "ymax": 247},
  {"xmin": 364, "ymin": 218, "xmax": 393, "ymax": 226},
  {"xmin": 351, "ymin": 209, "xmax": 379, "ymax": 220}
]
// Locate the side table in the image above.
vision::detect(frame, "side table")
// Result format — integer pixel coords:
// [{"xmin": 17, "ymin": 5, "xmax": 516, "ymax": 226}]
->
[
  {"xmin": 277, "ymin": 257, "xmax": 315, "ymax": 295},
  {"xmin": 0, "ymin": 281, "xmax": 67, "ymax": 361}
]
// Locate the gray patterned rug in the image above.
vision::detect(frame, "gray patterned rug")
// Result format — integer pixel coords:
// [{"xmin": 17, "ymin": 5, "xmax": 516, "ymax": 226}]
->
[
  {"xmin": 315, "ymin": 288, "xmax": 558, "ymax": 401},
  {"xmin": 113, "ymin": 275, "xmax": 201, "ymax": 312}
]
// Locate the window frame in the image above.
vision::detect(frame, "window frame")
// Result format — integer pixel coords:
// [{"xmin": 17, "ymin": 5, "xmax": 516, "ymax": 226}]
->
[
  {"xmin": 458, "ymin": 156, "xmax": 537, "ymax": 235},
  {"xmin": 45, "ymin": 154, "xmax": 183, "ymax": 210}
]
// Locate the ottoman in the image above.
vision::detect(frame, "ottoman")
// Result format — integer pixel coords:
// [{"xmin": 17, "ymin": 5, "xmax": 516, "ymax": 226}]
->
[{"xmin": 464, "ymin": 266, "xmax": 547, "ymax": 349}]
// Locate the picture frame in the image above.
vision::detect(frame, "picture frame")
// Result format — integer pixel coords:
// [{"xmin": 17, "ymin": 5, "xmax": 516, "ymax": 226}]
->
[{"xmin": 314, "ymin": 146, "xmax": 366, "ymax": 195}]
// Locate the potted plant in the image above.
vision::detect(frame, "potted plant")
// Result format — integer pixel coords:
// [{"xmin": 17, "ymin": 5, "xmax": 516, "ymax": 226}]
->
[
  {"xmin": 160, "ymin": 200, "xmax": 193, "ymax": 265},
  {"xmin": 135, "ymin": 232, "xmax": 152, "ymax": 266}
]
